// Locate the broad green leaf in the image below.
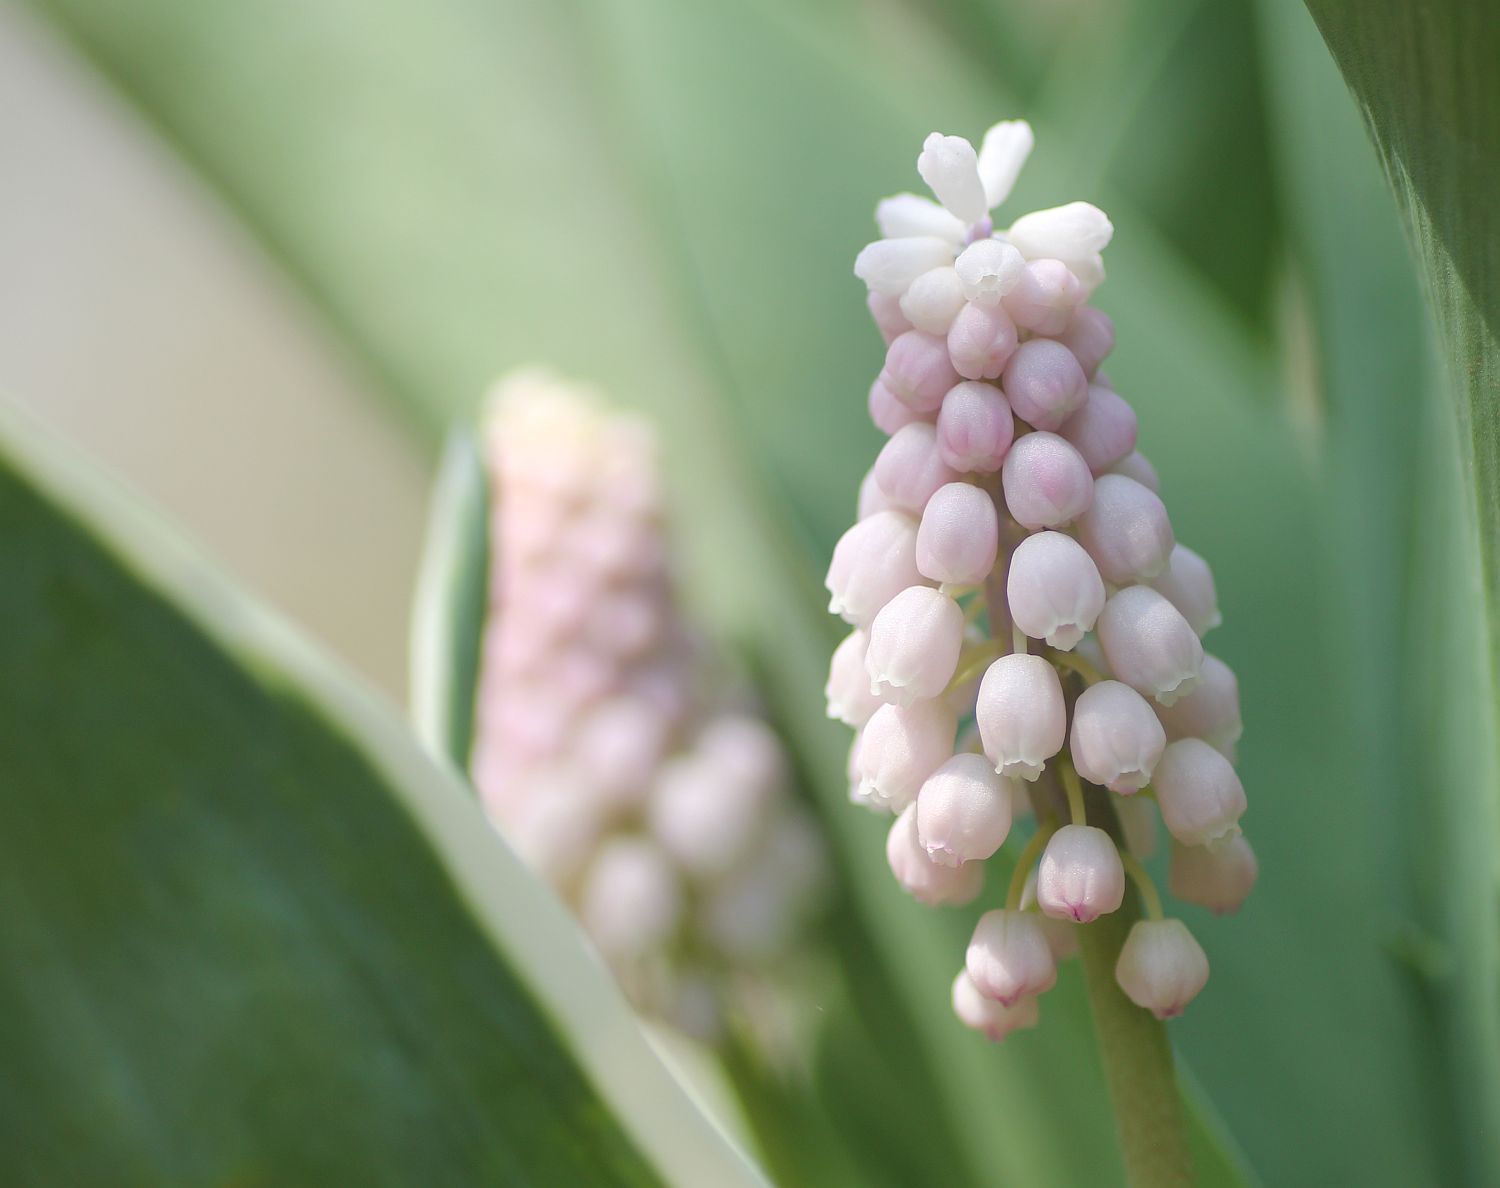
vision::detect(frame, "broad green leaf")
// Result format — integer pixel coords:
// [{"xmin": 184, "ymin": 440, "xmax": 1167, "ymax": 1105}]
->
[{"xmin": 0, "ymin": 400, "xmax": 764, "ymax": 1187}]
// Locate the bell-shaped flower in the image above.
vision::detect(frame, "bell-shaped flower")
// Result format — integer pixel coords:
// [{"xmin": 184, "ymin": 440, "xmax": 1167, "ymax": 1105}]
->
[
  {"xmin": 825, "ymin": 629, "xmax": 882, "ymax": 728},
  {"xmin": 1097, "ymin": 585, "xmax": 1203, "ymax": 705},
  {"xmin": 976, "ymin": 653, "xmax": 1066, "ymax": 780},
  {"xmin": 915, "ymin": 752, "xmax": 1014, "ymax": 866},
  {"xmin": 874, "ymin": 422, "xmax": 960, "ymax": 513},
  {"xmin": 1001, "ymin": 431, "xmax": 1094, "ymax": 529},
  {"xmin": 1152, "ymin": 738, "xmax": 1247, "ymax": 848},
  {"xmin": 1155, "ymin": 654, "xmax": 1243, "ymax": 759},
  {"xmin": 1077, "ymin": 474, "xmax": 1175, "ymax": 584},
  {"xmin": 1069, "ymin": 679, "xmax": 1167, "ymax": 793},
  {"xmin": 952, "ymin": 970, "xmax": 1039, "ymax": 1041},
  {"xmin": 855, "ymin": 698, "xmax": 958, "ymax": 813},
  {"xmin": 966, "ymin": 908, "xmax": 1057, "ymax": 1006},
  {"xmin": 1114, "ymin": 918, "xmax": 1210, "ymax": 1020},
  {"xmin": 886, "ymin": 804, "xmax": 985, "ymax": 906},
  {"xmin": 1150, "ymin": 544, "xmax": 1222, "ymax": 635},
  {"xmin": 826, "ymin": 509, "xmax": 927, "ymax": 626},
  {"xmin": 917, "ymin": 481, "xmax": 1000, "ymax": 585},
  {"xmin": 866, "ymin": 586, "xmax": 966, "ymax": 705},
  {"xmin": 1169, "ymin": 835, "xmax": 1258, "ymax": 914},
  {"xmin": 1036, "ymin": 824, "xmax": 1126, "ymax": 923},
  {"xmin": 1007, "ymin": 529, "xmax": 1106, "ymax": 649}
]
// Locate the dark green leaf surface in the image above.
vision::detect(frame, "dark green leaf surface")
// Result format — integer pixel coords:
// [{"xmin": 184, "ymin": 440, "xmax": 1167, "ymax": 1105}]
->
[{"xmin": 0, "ymin": 403, "xmax": 763, "ymax": 1186}]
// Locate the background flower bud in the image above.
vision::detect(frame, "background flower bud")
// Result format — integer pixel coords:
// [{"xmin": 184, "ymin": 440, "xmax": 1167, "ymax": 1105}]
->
[
  {"xmin": 1059, "ymin": 384, "xmax": 1138, "ymax": 475},
  {"xmin": 826, "ymin": 629, "xmax": 882, "ymax": 727},
  {"xmin": 856, "ymin": 698, "xmax": 958, "ymax": 812},
  {"xmin": 1114, "ymin": 918, "xmax": 1210, "ymax": 1019},
  {"xmin": 866, "ymin": 586, "xmax": 965, "ymax": 704},
  {"xmin": 857, "ymin": 467, "xmax": 895, "ymax": 519},
  {"xmin": 955, "ymin": 238, "xmax": 1025, "ymax": 305},
  {"xmin": 935, "ymin": 381, "xmax": 1014, "ymax": 472},
  {"xmin": 881, "ymin": 329, "xmax": 962, "ymax": 412},
  {"xmin": 976, "ymin": 653, "xmax": 1066, "ymax": 780},
  {"xmin": 1097, "ymin": 585, "xmax": 1204, "ymax": 705},
  {"xmin": 947, "ymin": 301, "xmax": 1019, "ymax": 380},
  {"xmin": 1150, "ymin": 544, "xmax": 1222, "ymax": 635},
  {"xmin": 1153, "ymin": 738, "xmax": 1247, "ymax": 847},
  {"xmin": 1002, "ymin": 258, "xmax": 1082, "ymax": 335},
  {"xmin": 826, "ymin": 510, "xmax": 926, "ymax": 626},
  {"xmin": 1037, "ymin": 824, "xmax": 1125, "ymax": 923},
  {"xmin": 1001, "ymin": 431, "xmax": 1094, "ymax": 529},
  {"xmin": 966, "ymin": 909, "xmax": 1057, "ymax": 1005},
  {"xmin": 580, "ymin": 837, "xmax": 682, "ymax": 958},
  {"xmin": 1170, "ymin": 835, "xmax": 1258, "ymax": 914},
  {"xmin": 916, "ymin": 752, "xmax": 1014, "ymax": 866},
  {"xmin": 875, "ymin": 422, "xmax": 961, "ymax": 512},
  {"xmin": 1076, "ymin": 474, "xmax": 1175, "ymax": 584},
  {"xmin": 1001, "ymin": 338, "xmax": 1089, "ymax": 430},
  {"xmin": 900, "ymin": 265, "xmax": 967, "ymax": 334},
  {"xmin": 1069, "ymin": 679, "xmax": 1167, "ymax": 793},
  {"xmin": 887, "ymin": 805, "xmax": 985, "ymax": 905},
  {"xmin": 951, "ymin": 970, "xmax": 1039, "ymax": 1041},
  {"xmin": 1056, "ymin": 306, "xmax": 1115, "ymax": 377},
  {"xmin": 1155, "ymin": 654, "xmax": 1243, "ymax": 759},
  {"xmin": 917, "ymin": 481, "xmax": 1000, "ymax": 584},
  {"xmin": 648, "ymin": 751, "xmax": 772, "ymax": 879},
  {"xmin": 1007, "ymin": 529, "xmax": 1106, "ymax": 648}
]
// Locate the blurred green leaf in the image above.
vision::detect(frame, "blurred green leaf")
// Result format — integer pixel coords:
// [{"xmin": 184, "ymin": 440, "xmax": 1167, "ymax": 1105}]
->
[{"xmin": 0, "ymin": 402, "xmax": 764, "ymax": 1186}]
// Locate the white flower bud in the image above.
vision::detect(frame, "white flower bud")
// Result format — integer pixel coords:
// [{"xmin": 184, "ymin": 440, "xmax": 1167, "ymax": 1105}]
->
[
  {"xmin": 866, "ymin": 586, "xmax": 965, "ymax": 705},
  {"xmin": 1002, "ymin": 259, "xmax": 1082, "ymax": 336},
  {"xmin": 826, "ymin": 510, "xmax": 927, "ymax": 626},
  {"xmin": 1076, "ymin": 474, "xmax": 1175, "ymax": 584},
  {"xmin": 1001, "ymin": 339, "xmax": 1089, "ymax": 431},
  {"xmin": 1155, "ymin": 654, "xmax": 1242, "ymax": 759},
  {"xmin": 580, "ymin": 837, "xmax": 681, "ymax": 957},
  {"xmin": 947, "ymin": 301, "xmax": 1019, "ymax": 381},
  {"xmin": 1114, "ymin": 918, "xmax": 1209, "ymax": 1020},
  {"xmin": 1000, "ymin": 431, "xmax": 1094, "ymax": 529},
  {"xmin": 1056, "ymin": 306, "xmax": 1115, "ymax": 378},
  {"xmin": 648, "ymin": 752, "xmax": 772, "ymax": 879},
  {"xmin": 1152, "ymin": 738, "xmax": 1247, "ymax": 848},
  {"xmin": 867, "ymin": 290, "xmax": 912, "ymax": 344},
  {"xmin": 1059, "ymin": 385, "xmax": 1138, "ymax": 475},
  {"xmin": 698, "ymin": 714, "xmax": 785, "ymax": 794},
  {"xmin": 868, "ymin": 377, "xmax": 926, "ymax": 436},
  {"xmin": 874, "ymin": 423, "xmax": 960, "ymax": 512},
  {"xmin": 1007, "ymin": 202, "xmax": 1114, "ymax": 262},
  {"xmin": 1116, "ymin": 793, "xmax": 1159, "ymax": 859},
  {"xmin": 1006, "ymin": 530, "xmax": 1106, "ymax": 649},
  {"xmin": 915, "ymin": 752, "xmax": 1014, "ymax": 866},
  {"xmin": 1110, "ymin": 450, "xmax": 1160, "ymax": 492},
  {"xmin": 976, "ymin": 653, "xmax": 1066, "ymax": 781},
  {"xmin": 875, "ymin": 193, "xmax": 967, "ymax": 243},
  {"xmin": 857, "ymin": 467, "xmax": 894, "ymax": 519},
  {"xmin": 955, "ymin": 239, "xmax": 1025, "ymax": 305},
  {"xmin": 935, "ymin": 380, "xmax": 1014, "ymax": 472},
  {"xmin": 1150, "ymin": 544, "xmax": 1221, "ymax": 635},
  {"xmin": 856, "ymin": 699, "xmax": 958, "ymax": 812},
  {"xmin": 1037, "ymin": 824, "xmax": 1125, "ymax": 923},
  {"xmin": 882, "ymin": 330, "xmax": 962, "ymax": 413},
  {"xmin": 977, "ymin": 119, "xmax": 1034, "ymax": 208},
  {"xmin": 952, "ymin": 969, "xmax": 1039, "ymax": 1041},
  {"xmin": 1097, "ymin": 585, "xmax": 1204, "ymax": 705},
  {"xmin": 854, "ymin": 236, "xmax": 956, "ymax": 295},
  {"xmin": 886, "ymin": 804, "xmax": 985, "ymax": 905},
  {"xmin": 916, "ymin": 482, "xmax": 1000, "ymax": 584},
  {"xmin": 917, "ymin": 133, "xmax": 989, "ymax": 225},
  {"xmin": 826, "ymin": 629, "xmax": 882, "ymax": 727},
  {"xmin": 966, "ymin": 909, "xmax": 1057, "ymax": 1006},
  {"xmin": 1069, "ymin": 680, "xmax": 1167, "ymax": 793},
  {"xmin": 1170, "ymin": 835, "xmax": 1257, "ymax": 914},
  {"xmin": 900, "ymin": 266, "xmax": 968, "ymax": 336}
]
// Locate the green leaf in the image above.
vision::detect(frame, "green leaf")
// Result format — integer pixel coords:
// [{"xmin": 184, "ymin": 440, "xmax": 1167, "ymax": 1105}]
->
[{"xmin": 0, "ymin": 401, "xmax": 764, "ymax": 1186}]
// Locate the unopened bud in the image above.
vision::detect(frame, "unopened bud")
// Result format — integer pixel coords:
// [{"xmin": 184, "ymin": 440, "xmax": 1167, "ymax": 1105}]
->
[
  {"xmin": 977, "ymin": 118, "xmax": 1034, "ymax": 208},
  {"xmin": 1002, "ymin": 259, "xmax": 1082, "ymax": 335},
  {"xmin": 580, "ymin": 838, "xmax": 682, "ymax": 957},
  {"xmin": 935, "ymin": 381, "xmax": 1014, "ymax": 472},
  {"xmin": 1155, "ymin": 654, "xmax": 1242, "ymax": 759},
  {"xmin": 1170, "ymin": 835, "xmax": 1257, "ymax": 914},
  {"xmin": 1007, "ymin": 202, "xmax": 1114, "ymax": 264},
  {"xmin": 826, "ymin": 510, "xmax": 926, "ymax": 626},
  {"xmin": 1036, "ymin": 824, "xmax": 1125, "ymax": 923},
  {"xmin": 868, "ymin": 377, "xmax": 927, "ymax": 436},
  {"xmin": 855, "ymin": 236, "xmax": 956, "ymax": 295},
  {"xmin": 1056, "ymin": 306, "xmax": 1115, "ymax": 377},
  {"xmin": 1114, "ymin": 918, "xmax": 1209, "ymax": 1019},
  {"xmin": 1069, "ymin": 680, "xmax": 1166, "ymax": 793},
  {"xmin": 948, "ymin": 301, "xmax": 1019, "ymax": 381},
  {"xmin": 867, "ymin": 291, "xmax": 912, "ymax": 344},
  {"xmin": 876, "ymin": 193, "xmax": 967, "ymax": 242},
  {"xmin": 1150, "ymin": 544, "xmax": 1221, "ymax": 635},
  {"xmin": 887, "ymin": 805, "xmax": 985, "ymax": 905},
  {"xmin": 1001, "ymin": 339, "xmax": 1089, "ymax": 430},
  {"xmin": 976, "ymin": 653, "xmax": 1066, "ymax": 781},
  {"xmin": 955, "ymin": 238, "xmax": 1025, "ymax": 306},
  {"xmin": 915, "ymin": 752, "xmax": 1014, "ymax": 866},
  {"xmin": 917, "ymin": 133, "xmax": 989, "ymax": 225},
  {"xmin": 1006, "ymin": 529, "xmax": 1106, "ymax": 649},
  {"xmin": 901, "ymin": 266, "xmax": 968, "ymax": 334},
  {"xmin": 1059, "ymin": 385, "xmax": 1138, "ymax": 475},
  {"xmin": 1152, "ymin": 738, "xmax": 1246, "ymax": 848},
  {"xmin": 648, "ymin": 752, "xmax": 771, "ymax": 879},
  {"xmin": 826, "ymin": 629, "xmax": 882, "ymax": 727},
  {"xmin": 917, "ymin": 482, "xmax": 1000, "ymax": 585},
  {"xmin": 881, "ymin": 330, "xmax": 962, "ymax": 413},
  {"xmin": 1001, "ymin": 431, "xmax": 1094, "ymax": 529},
  {"xmin": 966, "ymin": 909, "xmax": 1057, "ymax": 1006},
  {"xmin": 952, "ymin": 970, "xmax": 1039, "ymax": 1041},
  {"xmin": 1076, "ymin": 474, "xmax": 1175, "ymax": 584},
  {"xmin": 1110, "ymin": 450, "xmax": 1160, "ymax": 492},
  {"xmin": 857, "ymin": 467, "xmax": 894, "ymax": 519},
  {"xmin": 856, "ymin": 699, "xmax": 958, "ymax": 812},
  {"xmin": 866, "ymin": 586, "xmax": 966, "ymax": 704},
  {"xmin": 875, "ymin": 422, "xmax": 961, "ymax": 513},
  {"xmin": 1097, "ymin": 585, "xmax": 1203, "ymax": 706}
]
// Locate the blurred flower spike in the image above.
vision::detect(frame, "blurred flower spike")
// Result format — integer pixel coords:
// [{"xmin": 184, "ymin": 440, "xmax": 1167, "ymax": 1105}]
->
[
  {"xmin": 830, "ymin": 121, "xmax": 1255, "ymax": 1037},
  {"xmin": 471, "ymin": 370, "xmax": 825, "ymax": 1041}
]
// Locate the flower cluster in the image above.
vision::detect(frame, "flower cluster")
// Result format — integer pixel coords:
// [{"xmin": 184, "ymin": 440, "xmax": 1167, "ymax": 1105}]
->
[
  {"xmin": 828, "ymin": 122, "xmax": 1255, "ymax": 1038},
  {"xmin": 473, "ymin": 370, "xmax": 824, "ymax": 1039}
]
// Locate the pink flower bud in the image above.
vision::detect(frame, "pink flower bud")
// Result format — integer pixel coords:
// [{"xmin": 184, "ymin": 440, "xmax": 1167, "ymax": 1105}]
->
[
  {"xmin": 916, "ymin": 482, "xmax": 1000, "ymax": 584},
  {"xmin": 900, "ymin": 265, "xmax": 967, "ymax": 334},
  {"xmin": 915, "ymin": 752, "xmax": 1014, "ymax": 866},
  {"xmin": 867, "ymin": 291, "xmax": 912, "ymax": 344},
  {"xmin": 868, "ymin": 377, "xmax": 927, "ymax": 435},
  {"xmin": 876, "ymin": 193, "xmax": 967, "ymax": 242},
  {"xmin": 1069, "ymin": 680, "xmax": 1167, "ymax": 793},
  {"xmin": 1170, "ymin": 835, "xmax": 1258, "ymax": 914},
  {"xmin": 874, "ymin": 423, "xmax": 961, "ymax": 512},
  {"xmin": 1150, "ymin": 544, "xmax": 1221, "ymax": 635},
  {"xmin": 1056, "ymin": 307, "xmax": 1115, "ymax": 377},
  {"xmin": 886, "ymin": 804, "xmax": 985, "ymax": 906},
  {"xmin": 826, "ymin": 510, "xmax": 927, "ymax": 626},
  {"xmin": 857, "ymin": 467, "xmax": 894, "ymax": 520},
  {"xmin": 1076, "ymin": 474, "xmax": 1175, "ymax": 584},
  {"xmin": 881, "ymin": 330, "xmax": 963, "ymax": 413},
  {"xmin": 1059, "ymin": 385, "xmax": 1138, "ymax": 475},
  {"xmin": 1152, "ymin": 738, "xmax": 1246, "ymax": 848},
  {"xmin": 856, "ymin": 699, "xmax": 958, "ymax": 812},
  {"xmin": 1155, "ymin": 654, "xmax": 1242, "ymax": 759},
  {"xmin": 1037, "ymin": 824, "xmax": 1125, "ymax": 923},
  {"xmin": 1002, "ymin": 259, "xmax": 1082, "ymax": 335},
  {"xmin": 1110, "ymin": 450, "xmax": 1160, "ymax": 492},
  {"xmin": 826, "ymin": 629, "xmax": 882, "ymax": 727},
  {"xmin": 1000, "ymin": 431, "xmax": 1094, "ymax": 529},
  {"xmin": 917, "ymin": 133, "xmax": 988, "ymax": 224},
  {"xmin": 952, "ymin": 970, "xmax": 1039, "ymax": 1041},
  {"xmin": 1114, "ymin": 918, "xmax": 1209, "ymax": 1019},
  {"xmin": 955, "ymin": 238, "xmax": 1025, "ymax": 305},
  {"xmin": 935, "ymin": 381, "xmax": 1014, "ymax": 472},
  {"xmin": 966, "ymin": 909, "xmax": 1057, "ymax": 1006},
  {"xmin": 866, "ymin": 587, "xmax": 965, "ymax": 705},
  {"xmin": 1006, "ymin": 530, "xmax": 1106, "ymax": 649},
  {"xmin": 1001, "ymin": 339, "xmax": 1089, "ymax": 430},
  {"xmin": 1097, "ymin": 585, "xmax": 1204, "ymax": 705},
  {"xmin": 855, "ymin": 236, "xmax": 956, "ymax": 295},
  {"xmin": 947, "ymin": 301, "xmax": 1019, "ymax": 381},
  {"xmin": 580, "ymin": 837, "xmax": 682, "ymax": 957},
  {"xmin": 976, "ymin": 653, "xmax": 1066, "ymax": 781}
]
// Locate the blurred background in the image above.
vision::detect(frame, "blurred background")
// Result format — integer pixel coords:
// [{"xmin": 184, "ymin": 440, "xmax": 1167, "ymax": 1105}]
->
[{"xmin": 1, "ymin": 0, "xmax": 1490, "ymax": 1183}]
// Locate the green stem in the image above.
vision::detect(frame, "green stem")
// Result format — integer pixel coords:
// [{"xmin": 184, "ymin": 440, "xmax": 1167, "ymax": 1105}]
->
[
  {"xmin": 1059, "ymin": 756, "xmax": 1088, "ymax": 827},
  {"xmin": 1004, "ymin": 824, "xmax": 1056, "ymax": 911},
  {"xmin": 1076, "ymin": 786, "xmax": 1191, "ymax": 1188}
]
